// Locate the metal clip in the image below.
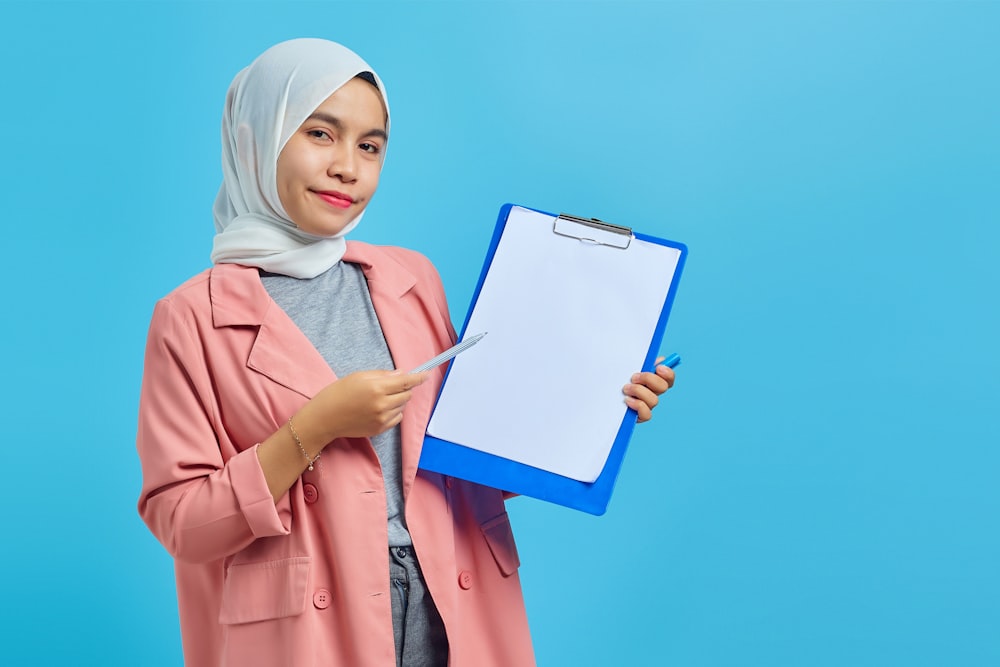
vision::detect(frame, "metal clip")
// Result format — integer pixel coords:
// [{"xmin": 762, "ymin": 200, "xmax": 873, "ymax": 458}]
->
[{"xmin": 552, "ymin": 213, "xmax": 632, "ymax": 249}]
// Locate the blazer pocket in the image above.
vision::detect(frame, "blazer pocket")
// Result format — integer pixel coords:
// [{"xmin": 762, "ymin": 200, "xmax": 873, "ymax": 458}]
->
[
  {"xmin": 219, "ymin": 556, "xmax": 311, "ymax": 625},
  {"xmin": 480, "ymin": 512, "xmax": 521, "ymax": 577}
]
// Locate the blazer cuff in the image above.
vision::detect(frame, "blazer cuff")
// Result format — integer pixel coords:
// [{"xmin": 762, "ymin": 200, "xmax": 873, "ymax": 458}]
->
[{"xmin": 230, "ymin": 445, "xmax": 291, "ymax": 537}]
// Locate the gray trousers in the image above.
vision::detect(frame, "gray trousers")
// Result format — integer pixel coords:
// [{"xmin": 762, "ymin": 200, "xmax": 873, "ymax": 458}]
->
[{"xmin": 389, "ymin": 546, "xmax": 449, "ymax": 667}]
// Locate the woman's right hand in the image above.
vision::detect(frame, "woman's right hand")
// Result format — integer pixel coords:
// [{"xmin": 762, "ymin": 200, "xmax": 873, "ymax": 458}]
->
[
  {"xmin": 257, "ymin": 369, "xmax": 429, "ymax": 503},
  {"xmin": 299, "ymin": 370, "xmax": 430, "ymax": 442}
]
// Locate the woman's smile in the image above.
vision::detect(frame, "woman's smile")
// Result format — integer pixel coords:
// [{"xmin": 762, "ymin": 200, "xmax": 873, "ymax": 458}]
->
[{"xmin": 314, "ymin": 190, "xmax": 355, "ymax": 209}]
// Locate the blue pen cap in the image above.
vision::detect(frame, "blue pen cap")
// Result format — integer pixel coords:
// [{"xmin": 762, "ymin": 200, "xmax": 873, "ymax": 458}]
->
[{"xmin": 660, "ymin": 352, "xmax": 681, "ymax": 369}]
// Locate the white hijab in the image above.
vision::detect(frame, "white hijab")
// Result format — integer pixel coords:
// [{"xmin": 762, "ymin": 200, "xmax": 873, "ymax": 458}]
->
[{"xmin": 210, "ymin": 38, "xmax": 390, "ymax": 278}]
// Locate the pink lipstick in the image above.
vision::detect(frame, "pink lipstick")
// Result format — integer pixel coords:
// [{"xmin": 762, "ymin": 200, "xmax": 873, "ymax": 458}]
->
[{"xmin": 315, "ymin": 191, "xmax": 354, "ymax": 209}]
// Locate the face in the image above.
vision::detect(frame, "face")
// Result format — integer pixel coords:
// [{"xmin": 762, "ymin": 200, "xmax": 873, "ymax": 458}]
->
[{"xmin": 276, "ymin": 77, "xmax": 387, "ymax": 236}]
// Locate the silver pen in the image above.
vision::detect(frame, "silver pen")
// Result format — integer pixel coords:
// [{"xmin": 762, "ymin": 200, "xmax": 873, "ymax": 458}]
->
[{"xmin": 409, "ymin": 332, "xmax": 487, "ymax": 374}]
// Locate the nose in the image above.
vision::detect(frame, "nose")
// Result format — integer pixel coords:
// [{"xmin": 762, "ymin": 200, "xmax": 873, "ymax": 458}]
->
[{"xmin": 328, "ymin": 143, "xmax": 357, "ymax": 182}]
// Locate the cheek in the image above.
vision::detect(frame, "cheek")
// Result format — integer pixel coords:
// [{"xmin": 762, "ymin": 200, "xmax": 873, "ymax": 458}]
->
[
  {"xmin": 275, "ymin": 165, "xmax": 311, "ymax": 220},
  {"xmin": 276, "ymin": 154, "xmax": 315, "ymax": 201},
  {"xmin": 363, "ymin": 165, "xmax": 382, "ymax": 196},
  {"xmin": 276, "ymin": 141, "xmax": 319, "ymax": 187},
  {"xmin": 275, "ymin": 154, "xmax": 294, "ymax": 194},
  {"xmin": 274, "ymin": 170, "xmax": 294, "ymax": 215}
]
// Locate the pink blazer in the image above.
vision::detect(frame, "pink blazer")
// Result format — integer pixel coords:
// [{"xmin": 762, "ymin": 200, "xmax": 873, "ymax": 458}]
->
[{"xmin": 137, "ymin": 242, "xmax": 535, "ymax": 667}]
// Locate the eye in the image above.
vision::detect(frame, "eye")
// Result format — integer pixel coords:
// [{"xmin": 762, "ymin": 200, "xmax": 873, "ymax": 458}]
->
[
  {"xmin": 359, "ymin": 141, "xmax": 381, "ymax": 155},
  {"xmin": 306, "ymin": 129, "xmax": 332, "ymax": 142}
]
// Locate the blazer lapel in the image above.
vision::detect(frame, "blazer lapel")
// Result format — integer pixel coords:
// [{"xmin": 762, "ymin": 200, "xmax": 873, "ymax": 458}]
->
[
  {"xmin": 346, "ymin": 244, "xmax": 440, "ymax": 496},
  {"xmin": 344, "ymin": 244, "xmax": 422, "ymax": 375},
  {"xmin": 210, "ymin": 264, "xmax": 335, "ymax": 400}
]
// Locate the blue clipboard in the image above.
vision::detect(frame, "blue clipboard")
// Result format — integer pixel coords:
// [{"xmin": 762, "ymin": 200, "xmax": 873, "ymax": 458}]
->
[{"xmin": 418, "ymin": 203, "xmax": 687, "ymax": 515}]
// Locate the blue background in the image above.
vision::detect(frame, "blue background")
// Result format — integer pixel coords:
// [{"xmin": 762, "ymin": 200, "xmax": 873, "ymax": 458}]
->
[{"xmin": 2, "ymin": 1, "xmax": 998, "ymax": 665}]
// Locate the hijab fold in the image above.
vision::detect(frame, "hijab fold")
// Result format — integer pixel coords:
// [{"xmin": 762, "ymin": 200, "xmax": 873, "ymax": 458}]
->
[{"xmin": 211, "ymin": 38, "xmax": 390, "ymax": 279}]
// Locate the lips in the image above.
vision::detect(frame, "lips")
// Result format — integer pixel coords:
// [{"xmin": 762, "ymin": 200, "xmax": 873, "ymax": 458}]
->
[{"xmin": 314, "ymin": 190, "xmax": 354, "ymax": 209}]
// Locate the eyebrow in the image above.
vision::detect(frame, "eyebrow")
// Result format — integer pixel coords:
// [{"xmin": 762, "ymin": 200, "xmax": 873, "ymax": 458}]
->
[{"xmin": 306, "ymin": 112, "xmax": 387, "ymax": 141}]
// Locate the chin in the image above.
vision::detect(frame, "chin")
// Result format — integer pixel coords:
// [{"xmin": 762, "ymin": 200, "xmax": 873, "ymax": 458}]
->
[
  {"xmin": 295, "ymin": 212, "xmax": 357, "ymax": 238},
  {"xmin": 300, "ymin": 225, "xmax": 351, "ymax": 238}
]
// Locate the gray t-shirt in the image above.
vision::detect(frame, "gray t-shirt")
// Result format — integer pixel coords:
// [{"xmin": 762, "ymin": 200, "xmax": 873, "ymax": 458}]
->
[{"xmin": 261, "ymin": 262, "xmax": 411, "ymax": 547}]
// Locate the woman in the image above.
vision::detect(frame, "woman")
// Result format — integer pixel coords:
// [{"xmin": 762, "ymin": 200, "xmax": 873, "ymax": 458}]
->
[{"xmin": 136, "ymin": 38, "xmax": 674, "ymax": 667}]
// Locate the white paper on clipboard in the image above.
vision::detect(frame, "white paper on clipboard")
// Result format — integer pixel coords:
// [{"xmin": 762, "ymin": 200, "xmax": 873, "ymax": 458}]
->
[{"xmin": 425, "ymin": 206, "xmax": 681, "ymax": 482}]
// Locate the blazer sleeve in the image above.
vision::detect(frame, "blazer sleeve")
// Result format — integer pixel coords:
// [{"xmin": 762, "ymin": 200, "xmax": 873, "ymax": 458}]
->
[{"xmin": 136, "ymin": 298, "xmax": 292, "ymax": 564}]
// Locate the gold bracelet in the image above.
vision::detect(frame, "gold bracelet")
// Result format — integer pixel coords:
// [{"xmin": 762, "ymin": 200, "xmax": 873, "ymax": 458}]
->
[{"xmin": 288, "ymin": 417, "xmax": 319, "ymax": 471}]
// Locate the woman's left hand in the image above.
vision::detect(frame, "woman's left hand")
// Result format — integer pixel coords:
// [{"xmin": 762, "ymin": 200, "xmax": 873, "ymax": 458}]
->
[{"xmin": 623, "ymin": 356, "xmax": 676, "ymax": 423}]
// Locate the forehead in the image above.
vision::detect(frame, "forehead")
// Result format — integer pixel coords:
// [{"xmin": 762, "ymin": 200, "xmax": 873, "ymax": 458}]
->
[{"xmin": 310, "ymin": 77, "xmax": 388, "ymax": 129}]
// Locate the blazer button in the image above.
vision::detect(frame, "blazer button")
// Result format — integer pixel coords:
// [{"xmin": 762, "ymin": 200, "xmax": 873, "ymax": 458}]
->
[
  {"xmin": 458, "ymin": 570, "xmax": 473, "ymax": 590},
  {"xmin": 303, "ymin": 483, "xmax": 319, "ymax": 504},
  {"xmin": 313, "ymin": 589, "xmax": 332, "ymax": 609}
]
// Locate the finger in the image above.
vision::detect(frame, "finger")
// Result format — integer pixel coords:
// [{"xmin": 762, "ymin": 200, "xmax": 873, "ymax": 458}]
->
[
  {"xmin": 386, "ymin": 371, "xmax": 429, "ymax": 394},
  {"xmin": 379, "ymin": 391, "xmax": 413, "ymax": 413},
  {"xmin": 385, "ymin": 407, "xmax": 406, "ymax": 429},
  {"xmin": 373, "ymin": 406, "xmax": 406, "ymax": 435},
  {"xmin": 654, "ymin": 365, "xmax": 676, "ymax": 389},
  {"xmin": 625, "ymin": 396, "xmax": 653, "ymax": 423},
  {"xmin": 623, "ymin": 382, "xmax": 659, "ymax": 410},
  {"xmin": 631, "ymin": 371, "xmax": 670, "ymax": 395}
]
